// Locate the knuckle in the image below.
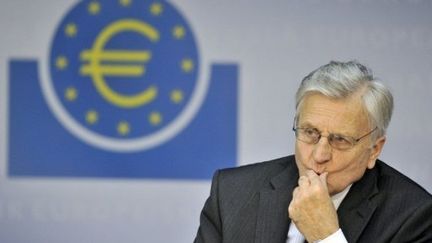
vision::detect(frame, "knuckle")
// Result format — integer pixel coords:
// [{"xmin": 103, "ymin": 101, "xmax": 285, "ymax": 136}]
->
[
  {"xmin": 293, "ymin": 187, "xmax": 299, "ymax": 196},
  {"xmin": 288, "ymin": 204, "xmax": 296, "ymax": 217},
  {"xmin": 310, "ymin": 183, "xmax": 324, "ymax": 194}
]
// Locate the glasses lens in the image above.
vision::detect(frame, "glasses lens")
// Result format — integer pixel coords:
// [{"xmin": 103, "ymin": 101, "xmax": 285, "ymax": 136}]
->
[
  {"xmin": 293, "ymin": 122, "xmax": 376, "ymax": 151},
  {"xmin": 296, "ymin": 128, "xmax": 320, "ymax": 144},
  {"xmin": 328, "ymin": 134, "xmax": 354, "ymax": 150}
]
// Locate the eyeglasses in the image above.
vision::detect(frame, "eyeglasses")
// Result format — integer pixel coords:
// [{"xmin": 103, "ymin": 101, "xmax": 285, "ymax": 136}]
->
[{"xmin": 292, "ymin": 120, "xmax": 377, "ymax": 150}]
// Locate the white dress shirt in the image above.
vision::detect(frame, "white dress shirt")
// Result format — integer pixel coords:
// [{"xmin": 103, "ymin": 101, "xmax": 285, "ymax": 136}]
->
[{"xmin": 286, "ymin": 185, "xmax": 351, "ymax": 243}]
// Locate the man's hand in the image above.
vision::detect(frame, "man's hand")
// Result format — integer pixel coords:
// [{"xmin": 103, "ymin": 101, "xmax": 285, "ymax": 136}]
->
[{"xmin": 288, "ymin": 170, "xmax": 339, "ymax": 242}]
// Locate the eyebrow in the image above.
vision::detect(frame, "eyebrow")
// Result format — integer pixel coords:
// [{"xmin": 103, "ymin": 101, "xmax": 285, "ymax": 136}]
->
[
  {"xmin": 297, "ymin": 121, "xmax": 356, "ymax": 137},
  {"xmin": 297, "ymin": 121, "xmax": 316, "ymax": 129},
  {"xmin": 297, "ymin": 122, "xmax": 324, "ymax": 132}
]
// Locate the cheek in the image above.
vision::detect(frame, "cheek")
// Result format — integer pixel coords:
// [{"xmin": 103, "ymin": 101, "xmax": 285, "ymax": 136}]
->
[
  {"xmin": 294, "ymin": 142, "xmax": 312, "ymax": 174},
  {"xmin": 327, "ymin": 153, "xmax": 371, "ymax": 193}
]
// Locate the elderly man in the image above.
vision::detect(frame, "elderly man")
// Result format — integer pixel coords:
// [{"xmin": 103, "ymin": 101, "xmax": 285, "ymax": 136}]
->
[{"xmin": 194, "ymin": 61, "xmax": 432, "ymax": 243}]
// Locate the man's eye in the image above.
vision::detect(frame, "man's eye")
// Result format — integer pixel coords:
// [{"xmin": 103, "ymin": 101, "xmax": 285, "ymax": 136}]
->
[
  {"xmin": 332, "ymin": 135, "xmax": 350, "ymax": 144},
  {"xmin": 304, "ymin": 128, "xmax": 318, "ymax": 136}
]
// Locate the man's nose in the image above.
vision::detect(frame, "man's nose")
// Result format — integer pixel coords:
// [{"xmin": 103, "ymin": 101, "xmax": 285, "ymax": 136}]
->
[{"xmin": 312, "ymin": 136, "xmax": 332, "ymax": 163}]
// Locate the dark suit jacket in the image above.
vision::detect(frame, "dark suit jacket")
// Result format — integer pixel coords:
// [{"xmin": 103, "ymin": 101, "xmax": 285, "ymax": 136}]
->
[{"xmin": 194, "ymin": 155, "xmax": 432, "ymax": 243}]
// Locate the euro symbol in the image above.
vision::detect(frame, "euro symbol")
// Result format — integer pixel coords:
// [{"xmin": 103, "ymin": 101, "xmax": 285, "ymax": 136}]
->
[{"xmin": 80, "ymin": 19, "xmax": 159, "ymax": 108}]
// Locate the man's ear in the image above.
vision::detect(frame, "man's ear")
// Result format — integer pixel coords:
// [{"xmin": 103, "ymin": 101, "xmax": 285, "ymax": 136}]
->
[{"xmin": 367, "ymin": 136, "xmax": 386, "ymax": 169}]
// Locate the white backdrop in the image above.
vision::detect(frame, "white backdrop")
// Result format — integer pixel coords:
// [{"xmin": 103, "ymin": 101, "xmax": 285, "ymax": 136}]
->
[{"xmin": 1, "ymin": 0, "xmax": 432, "ymax": 242}]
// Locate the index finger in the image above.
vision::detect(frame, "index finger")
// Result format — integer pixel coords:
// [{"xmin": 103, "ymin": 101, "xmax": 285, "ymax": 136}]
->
[
  {"xmin": 319, "ymin": 172, "xmax": 328, "ymax": 184},
  {"xmin": 305, "ymin": 170, "xmax": 320, "ymax": 182},
  {"xmin": 306, "ymin": 170, "xmax": 328, "ymax": 188}
]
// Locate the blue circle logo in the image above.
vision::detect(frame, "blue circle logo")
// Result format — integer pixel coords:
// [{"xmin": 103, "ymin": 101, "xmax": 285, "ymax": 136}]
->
[{"xmin": 42, "ymin": 0, "xmax": 208, "ymax": 151}]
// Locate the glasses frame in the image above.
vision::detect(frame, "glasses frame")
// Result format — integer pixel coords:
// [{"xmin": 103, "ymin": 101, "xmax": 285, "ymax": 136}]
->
[{"xmin": 292, "ymin": 118, "xmax": 378, "ymax": 150}]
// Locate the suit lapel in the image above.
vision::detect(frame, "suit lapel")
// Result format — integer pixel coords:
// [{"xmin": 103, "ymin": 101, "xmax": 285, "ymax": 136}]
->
[
  {"xmin": 255, "ymin": 158, "xmax": 299, "ymax": 243},
  {"xmin": 337, "ymin": 166, "xmax": 380, "ymax": 242}
]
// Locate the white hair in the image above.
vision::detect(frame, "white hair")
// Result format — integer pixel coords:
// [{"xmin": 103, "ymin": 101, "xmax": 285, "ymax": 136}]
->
[{"xmin": 295, "ymin": 61, "xmax": 393, "ymax": 139}]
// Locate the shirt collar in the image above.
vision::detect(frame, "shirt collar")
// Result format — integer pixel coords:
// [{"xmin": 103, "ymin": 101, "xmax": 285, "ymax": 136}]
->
[{"xmin": 332, "ymin": 184, "xmax": 352, "ymax": 209}]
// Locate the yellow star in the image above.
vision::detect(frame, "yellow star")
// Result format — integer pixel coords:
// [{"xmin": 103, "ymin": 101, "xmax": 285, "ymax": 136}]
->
[
  {"xmin": 181, "ymin": 58, "xmax": 194, "ymax": 73},
  {"xmin": 117, "ymin": 121, "xmax": 130, "ymax": 135},
  {"xmin": 150, "ymin": 2, "xmax": 163, "ymax": 16},
  {"xmin": 88, "ymin": 1, "xmax": 101, "ymax": 15},
  {"xmin": 65, "ymin": 23, "xmax": 77, "ymax": 37},
  {"xmin": 170, "ymin": 89, "xmax": 184, "ymax": 104},
  {"xmin": 173, "ymin": 25, "xmax": 186, "ymax": 39},
  {"xmin": 119, "ymin": 0, "xmax": 132, "ymax": 7},
  {"xmin": 149, "ymin": 112, "xmax": 162, "ymax": 126},
  {"xmin": 65, "ymin": 87, "xmax": 78, "ymax": 101},
  {"xmin": 56, "ymin": 56, "xmax": 68, "ymax": 70},
  {"xmin": 86, "ymin": 110, "xmax": 99, "ymax": 125}
]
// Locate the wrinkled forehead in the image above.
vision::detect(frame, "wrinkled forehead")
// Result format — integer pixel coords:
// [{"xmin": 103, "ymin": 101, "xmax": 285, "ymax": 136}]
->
[{"xmin": 296, "ymin": 93, "xmax": 370, "ymax": 134}]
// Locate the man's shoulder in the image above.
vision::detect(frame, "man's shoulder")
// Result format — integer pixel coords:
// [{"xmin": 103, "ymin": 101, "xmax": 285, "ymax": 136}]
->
[
  {"xmin": 214, "ymin": 155, "xmax": 296, "ymax": 193},
  {"xmin": 375, "ymin": 160, "xmax": 432, "ymax": 200},
  {"xmin": 218, "ymin": 155, "xmax": 294, "ymax": 181},
  {"xmin": 211, "ymin": 155, "xmax": 296, "ymax": 214},
  {"xmin": 346, "ymin": 160, "xmax": 432, "ymax": 241}
]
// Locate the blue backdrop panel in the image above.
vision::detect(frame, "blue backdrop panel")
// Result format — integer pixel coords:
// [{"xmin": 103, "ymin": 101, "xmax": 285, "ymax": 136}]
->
[{"xmin": 8, "ymin": 61, "xmax": 237, "ymax": 179}]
